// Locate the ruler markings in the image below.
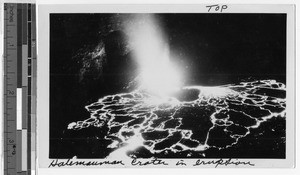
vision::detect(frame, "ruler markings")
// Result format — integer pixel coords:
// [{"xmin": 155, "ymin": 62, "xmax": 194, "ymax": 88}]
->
[
  {"xmin": 17, "ymin": 4, "xmax": 22, "ymax": 135},
  {"xmin": 4, "ymin": 3, "xmax": 35, "ymax": 175},
  {"xmin": 4, "ymin": 3, "xmax": 36, "ymax": 175},
  {"xmin": 4, "ymin": 3, "xmax": 17, "ymax": 175}
]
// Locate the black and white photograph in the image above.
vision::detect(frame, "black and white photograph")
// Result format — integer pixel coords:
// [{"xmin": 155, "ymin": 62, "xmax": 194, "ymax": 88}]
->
[
  {"xmin": 37, "ymin": 4, "xmax": 295, "ymax": 168},
  {"xmin": 50, "ymin": 12, "xmax": 286, "ymax": 159}
]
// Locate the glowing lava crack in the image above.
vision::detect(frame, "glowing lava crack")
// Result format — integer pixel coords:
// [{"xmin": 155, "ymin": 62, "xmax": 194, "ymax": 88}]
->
[{"xmin": 67, "ymin": 80, "xmax": 286, "ymax": 158}]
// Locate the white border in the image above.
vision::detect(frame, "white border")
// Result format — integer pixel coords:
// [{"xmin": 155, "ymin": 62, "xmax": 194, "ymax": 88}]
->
[
  {"xmin": 37, "ymin": 3, "xmax": 295, "ymax": 170},
  {"xmin": 0, "ymin": 0, "xmax": 298, "ymax": 175}
]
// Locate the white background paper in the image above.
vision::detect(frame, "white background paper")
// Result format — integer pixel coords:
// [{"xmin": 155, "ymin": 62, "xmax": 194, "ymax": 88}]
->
[{"xmin": 1, "ymin": 0, "xmax": 300, "ymax": 175}]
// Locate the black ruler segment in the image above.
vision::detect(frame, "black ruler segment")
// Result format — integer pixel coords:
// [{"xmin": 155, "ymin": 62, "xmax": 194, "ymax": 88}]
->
[
  {"xmin": 22, "ymin": 4, "xmax": 27, "ymax": 45},
  {"xmin": 28, "ymin": 59, "xmax": 32, "ymax": 76},
  {"xmin": 28, "ymin": 23, "xmax": 31, "ymax": 57},
  {"xmin": 17, "ymin": 4, "xmax": 22, "ymax": 88},
  {"xmin": 28, "ymin": 4, "xmax": 31, "ymax": 21}
]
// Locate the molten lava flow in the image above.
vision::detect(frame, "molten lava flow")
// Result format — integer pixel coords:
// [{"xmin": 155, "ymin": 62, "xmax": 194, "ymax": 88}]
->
[{"xmin": 68, "ymin": 80, "xmax": 286, "ymax": 158}]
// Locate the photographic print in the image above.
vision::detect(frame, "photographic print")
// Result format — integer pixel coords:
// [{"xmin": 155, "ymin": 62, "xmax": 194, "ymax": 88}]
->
[
  {"xmin": 37, "ymin": 4, "xmax": 295, "ymax": 168},
  {"xmin": 50, "ymin": 12, "xmax": 286, "ymax": 158}
]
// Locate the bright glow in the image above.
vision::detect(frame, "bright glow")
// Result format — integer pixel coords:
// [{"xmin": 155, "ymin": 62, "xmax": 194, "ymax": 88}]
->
[
  {"xmin": 183, "ymin": 85, "xmax": 238, "ymax": 99},
  {"xmin": 125, "ymin": 14, "xmax": 182, "ymax": 96},
  {"xmin": 106, "ymin": 128, "xmax": 144, "ymax": 159},
  {"xmin": 197, "ymin": 86, "xmax": 237, "ymax": 98},
  {"xmin": 139, "ymin": 48, "xmax": 182, "ymax": 96}
]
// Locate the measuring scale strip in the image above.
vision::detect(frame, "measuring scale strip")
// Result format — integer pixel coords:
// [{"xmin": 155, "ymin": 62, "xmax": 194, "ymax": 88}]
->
[{"xmin": 4, "ymin": 3, "xmax": 36, "ymax": 175}]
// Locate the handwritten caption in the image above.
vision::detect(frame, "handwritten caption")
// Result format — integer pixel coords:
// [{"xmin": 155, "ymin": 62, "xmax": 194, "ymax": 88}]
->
[
  {"xmin": 48, "ymin": 158, "xmax": 255, "ymax": 168},
  {"xmin": 206, "ymin": 4, "xmax": 228, "ymax": 12}
]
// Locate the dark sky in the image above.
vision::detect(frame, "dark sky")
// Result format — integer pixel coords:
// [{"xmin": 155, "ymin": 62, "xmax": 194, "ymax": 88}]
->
[
  {"xmin": 51, "ymin": 13, "xmax": 286, "ymax": 86},
  {"xmin": 160, "ymin": 14, "xmax": 286, "ymax": 85}
]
